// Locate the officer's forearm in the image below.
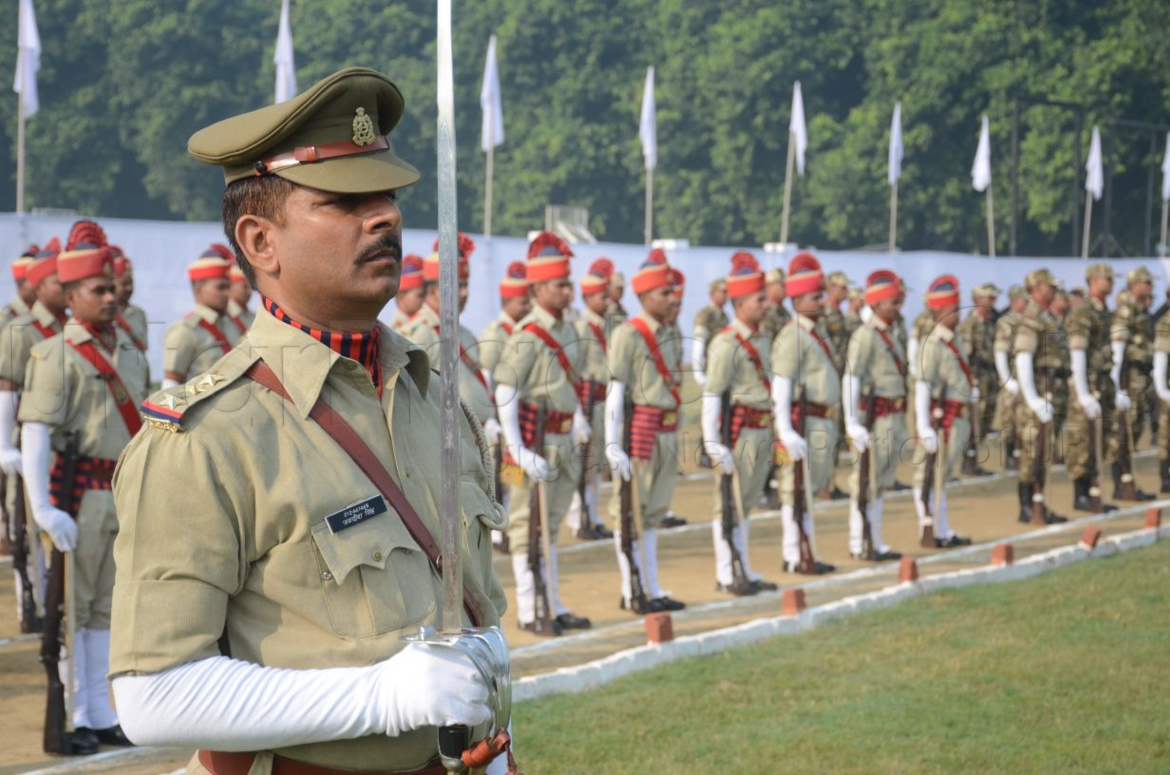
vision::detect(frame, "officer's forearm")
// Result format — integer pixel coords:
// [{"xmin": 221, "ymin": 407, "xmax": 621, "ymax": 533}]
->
[
  {"xmin": 494, "ymin": 383, "xmax": 522, "ymax": 451},
  {"xmin": 700, "ymin": 393, "xmax": 722, "ymax": 445},
  {"xmin": 771, "ymin": 376, "xmax": 795, "ymax": 436},
  {"xmin": 19, "ymin": 422, "xmax": 54, "ymax": 516},
  {"xmin": 1110, "ymin": 340, "xmax": 1126, "ymax": 390},
  {"xmin": 1070, "ymin": 349, "xmax": 1092, "ymax": 400},
  {"xmin": 1015, "ymin": 352, "xmax": 1040, "ymax": 405},
  {"xmin": 994, "ymin": 351, "xmax": 1012, "ymax": 384},
  {"xmin": 0, "ymin": 390, "xmax": 18, "ymax": 453}
]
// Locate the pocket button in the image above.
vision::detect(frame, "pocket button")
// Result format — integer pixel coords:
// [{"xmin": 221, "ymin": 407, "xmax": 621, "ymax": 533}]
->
[{"xmin": 372, "ymin": 550, "xmax": 383, "ymax": 562}]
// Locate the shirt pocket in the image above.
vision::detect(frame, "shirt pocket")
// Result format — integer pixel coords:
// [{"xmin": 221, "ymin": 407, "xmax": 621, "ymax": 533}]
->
[{"xmin": 309, "ymin": 510, "xmax": 436, "ymax": 639}]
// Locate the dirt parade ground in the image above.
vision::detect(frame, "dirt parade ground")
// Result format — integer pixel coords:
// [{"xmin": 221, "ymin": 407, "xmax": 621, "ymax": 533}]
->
[{"xmin": 0, "ymin": 433, "xmax": 1165, "ymax": 774}]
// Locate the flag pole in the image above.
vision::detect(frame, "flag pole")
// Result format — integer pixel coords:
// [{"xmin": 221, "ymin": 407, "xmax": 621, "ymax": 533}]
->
[
  {"xmin": 644, "ymin": 166, "xmax": 653, "ymax": 245},
  {"xmin": 888, "ymin": 180, "xmax": 898, "ymax": 253},
  {"xmin": 780, "ymin": 133, "xmax": 795, "ymax": 246},
  {"xmin": 1081, "ymin": 190, "xmax": 1093, "ymax": 259},
  {"xmin": 1161, "ymin": 199, "xmax": 1168, "ymax": 255},
  {"xmin": 16, "ymin": 90, "xmax": 26, "ymax": 214},
  {"xmin": 985, "ymin": 186, "xmax": 996, "ymax": 258},
  {"xmin": 484, "ymin": 145, "xmax": 493, "ymax": 237}
]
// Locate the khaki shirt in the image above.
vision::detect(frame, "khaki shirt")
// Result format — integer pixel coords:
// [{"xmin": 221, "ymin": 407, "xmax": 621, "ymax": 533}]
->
[
  {"xmin": 661, "ymin": 321, "xmax": 685, "ymax": 373},
  {"xmin": 163, "ymin": 304, "xmax": 239, "ymax": 381},
  {"xmin": 772, "ymin": 313, "xmax": 841, "ymax": 407},
  {"xmin": 493, "ymin": 303, "xmax": 581, "ymax": 415},
  {"xmin": 0, "ymin": 296, "xmax": 31, "ymax": 329},
  {"xmin": 822, "ymin": 303, "xmax": 849, "ymax": 372},
  {"xmin": 892, "ymin": 311, "xmax": 909, "ymax": 353},
  {"xmin": 606, "ymin": 300, "xmax": 629, "ymax": 331},
  {"xmin": 692, "ymin": 303, "xmax": 729, "ymax": 356},
  {"xmin": 111, "ymin": 310, "xmax": 505, "ymax": 771},
  {"xmin": 119, "ymin": 304, "xmax": 149, "ymax": 348},
  {"xmin": 19, "ymin": 321, "xmax": 149, "ymax": 460},
  {"xmin": 847, "ymin": 314, "xmax": 907, "ymax": 399},
  {"xmin": 1112, "ymin": 296, "xmax": 1154, "ymax": 366},
  {"xmin": 957, "ymin": 309, "xmax": 995, "ymax": 378},
  {"xmin": 1065, "ymin": 296, "xmax": 1113, "ymax": 379},
  {"xmin": 994, "ymin": 309, "xmax": 1020, "ymax": 354},
  {"xmin": 911, "ymin": 309, "xmax": 934, "ymax": 346},
  {"xmin": 403, "ymin": 304, "xmax": 494, "ymax": 425},
  {"xmin": 227, "ymin": 299, "xmax": 255, "ymax": 335},
  {"xmin": 1013, "ymin": 299, "xmax": 1069, "ymax": 392},
  {"xmin": 609, "ymin": 311, "xmax": 679, "ymax": 409},
  {"xmin": 477, "ymin": 313, "xmax": 518, "ymax": 376},
  {"xmin": 0, "ymin": 300, "xmax": 65, "ymax": 387},
  {"xmin": 706, "ymin": 318, "xmax": 771, "ymax": 410},
  {"xmin": 390, "ymin": 307, "xmax": 414, "ymax": 333},
  {"xmin": 574, "ymin": 308, "xmax": 610, "ymax": 384},
  {"xmin": 760, "ymin": 301, "xmax": 791, "ymax": 343},
  {"xmin": 1154, "ymin": 314, "xmax": 1170, "ymax": 355},
  {"xmin": 915, "ymin": 325, "xmax": 974, "ymax": 403},
  {"xmin": 844, "ymin": 311, "xmax": 863, "ymax": 339}
]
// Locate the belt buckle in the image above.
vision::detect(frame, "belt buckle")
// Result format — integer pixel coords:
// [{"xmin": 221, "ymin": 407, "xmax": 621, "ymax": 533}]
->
[
  {"xmin": 662, "ymin": 411, "xmax": 678, "ymax": 427},
  {"xmin": 559, "ymin": 418, "xmax": 572, "ymax": 433}
]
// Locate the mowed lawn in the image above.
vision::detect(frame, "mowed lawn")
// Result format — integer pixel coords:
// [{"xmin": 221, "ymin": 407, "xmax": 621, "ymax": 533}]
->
[{"xmin": 515, "ymin": 541, "xmax": 1170, "ymax": 774}]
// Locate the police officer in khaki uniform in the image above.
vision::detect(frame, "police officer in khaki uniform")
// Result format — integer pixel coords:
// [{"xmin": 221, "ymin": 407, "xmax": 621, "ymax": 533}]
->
[
  {"xmin": 477, "ymin": 262, "xmax": 530, "ymax": 377},
  {"xmin": 993, "ymin": 285, "xmax": 1028, "ymax": 470},
  {"xmin": 494, "ymin": 232, "xmax": 591, "ymax": 634},
  {"xmin": 162, "ymin": 250, "xmax": 239, "ymax": 387},
  {"xmin": 702, "ymin": 254, "xmax": 779, "ymax": 593},
  {"xmin": 759, "ymin": 268, "xmax": 791, "ymax": 343},
  {"xmin": 1012, "ymin": 268, "xmax": 1070, "ymax": 524},
  {"xmin": 843, "ymin": 270, "xmax": 906, "ymax": 561},
  {"xmin": 110, "ymin": 250, "xmax": 149, "ymax": 352},
  {"xmin": 956, "ymin": 283, "xmax": 999, "ymax": 475},
  {"xmin": 1109, "ymin": 267, "xmax": 1157, "ymax": 500},
  {"xmin": 607, "ymin": 270, "xmax": 629, "ymax": 328},
  {"xmin": 390, "ymin": 254, "xmax": 424, "ymax": 332},
  {"xmin": 22, "ymin": 237, "xmax": 148, "ymax": 753},
  {"xmin": 772, "ymin": 253, "xmax": 839, "ymax": 574},
  {"xmin": 109, "ymin": 68, "xmax": 511, "ymax": 774},
  {"xmin": 227, "ymin": 262, "xmax": 256, "ymax": 334},
  {"xmin": 2, "ymin": 245, "xmax": 38, "ymax": 324},
  {"xmin": 1152, "ymin": 309, "xmax": 1170, "ymax": 492},
  {"xmin": 911, "ymin": 276, "xmax": 975, "ymax": 548},
  {"xmin": 690, "ymin": 278, "xmax": 728, "ymax": 389},
  {"xmin": 1065, "ymin": 262, "xmax": 1120, "ymax": 512},
  {"xmin": 605, "ymin": 250, "xmax": 687, "ymax": 613}
]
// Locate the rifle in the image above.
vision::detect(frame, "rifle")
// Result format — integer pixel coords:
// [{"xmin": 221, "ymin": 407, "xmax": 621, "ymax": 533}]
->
[
  {"xmin": 575, "ymin": 384, "xmax": 595, "ymax": 540},
  {"xmin": 1031, "ymin": 368, "xmax": 1051, "ymax": 525},
  {"xmin": 526, "ymin": 402, "xmax": 558, "ymax": 635},
  {"xmin": 12, "ymin": 473, "xmax": 41, "ymax": 633},
  {"xmin": 856, "ymin": 388, "xmax": 877, "ymax": 559},
  {"xmin": 921, "ymin": 387, "xmax": 944, "ymax": 548},
  {"xmin": 792, "ymin": 394, "xmax": 817, "ymax": 573},
  {"xmin": 1116, "ymin": 360, "xmax": 1139, "ymax": 500},
  {"xmin": 719, "ymin": 393, "xmax": 753, "ymax": 590},
  {"xmin": 42, "ymin": 431, "xmax": 80, "ymax": 754},
  {"xmin": 619, "ymin": 396, "xmax": 649, "ymax": 613},
  {"xmin": 491, "ymin": 444, "xmax": 508, "ymax": 554}
]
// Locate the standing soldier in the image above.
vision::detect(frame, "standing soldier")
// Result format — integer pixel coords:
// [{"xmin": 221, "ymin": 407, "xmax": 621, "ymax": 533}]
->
[
  {"xmin": 1110, "ymin": 267, "xmax": 1157, "ymax": 500},
  {"xmin": 22, "ymin": 239, "xmax": 147, "ymax": 752},
  {"xmin": 957, "ymin": 283, "xmax": 1000, "ymax": 476},
  {"xmin": 111, "ymin": 250, "xmax": 148, "ymax": 352},
  {"xmin": 772, "ymin": 253, "xmax": 839, "ymax": 574},
  {"xmin": 1153, "ymin": 304, "xmax": 1170, "ymax": 492},
  {"xmin": 604, "ymin": 250, "xmax": 687, "ymax": 613},
  {"xmin": 842, "ymin": 270, "xmax": 906, "ymax": 561},
  {"xmin": 478, "ymin": 261, "xmax": 531, "ymax": 380},
  {"xmin": 912, "ymin": 276, "xmax": 975, "ymax": 547},
  {"xmin": 390, "ymin": 254, "xmax": 424, "ymax": 331},
  {"xmin": 690, "ymin": 278, "xmax": 728, "ymax": 389},
  {"xmin": 702, "ymin": 254, "xmax": 779, "ymax": 592},
  {"xmin": 4, "ymin": 244, "xmax": 39, "ymax": 322},
  {"xmin": 494, "ymin": 232, "xmax": 592, "ymax": 634},
  {"xmin": 1065, "ymin": 263, "xmax": 1119, "ymax": 512},
  {"xmin": 821, "ymin": 271, "xmax": 852, "ymax": 372},
  {"xmin": 161, "ymin": 249, "xmax": 238, "ymax": 387},
  {"xmin": 993, "ymin": 285, "xmax": 1028, "ymax": 471},
  {"xmin": 566, "ymin": 259, "xmax": 615, "ymax": 540},
  {"xmin": 759, "ymin": 268, "xmax": 790, "ymax": 344},
  {"xmin": 845, "ymin": 287, "xmax": 865, "ymax": 336},
  {"xmin": 227, "ymin": 262, "xmax": 256, "ymax": 334},
  {"xmin": 607, "ymin": 270, "xmax": 629, "ymax": 328},
  {"xmin": 907, "ymin": 294, "xmax": 935, "ymax": 434},
  {"xmin": 111, "ymin": 68, "xmax": 511, "ymax": 771},
  {"xmin": 1012, "ymin": 268, "xmax": 1070, "ymax": 524}
]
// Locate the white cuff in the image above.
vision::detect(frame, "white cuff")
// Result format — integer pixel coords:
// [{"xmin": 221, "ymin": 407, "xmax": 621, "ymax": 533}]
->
[
  {"xmin": 995, "ymin": 350, "xmax": 1012, "ymax": 384},
  {"xmin": 771, "ymin": 376, "xmax": 795, "ymax": 436},
  {"xmin": 1071, "ymin": 349, "xmax": 1092, "ymax": 400},
  {"xmin": 20, "ymin": 422, "xmax": 54, "ymax": 517},
  {"xmin": 1155, "ymin": 352, "xmax": 1170, "ymax": 402},
  {"xmin": 842, "ymin": 375, "xmax": 862, "ymax": 425},
  {"xmin": 0, "ymin": 390, "xmax": 19, "ymax": 452},
  {"xmin": 700, "ymin": 393, "xmax": 722, "ymax": 446},
  {"xmin": 1015, "ymin": 352, "xmax": 1040, "ymax": 405},
  {"xmin": 690, "ymin": 337, "xmax": 706, "ymax": 373},
  {"xmin": 1111, "ymin": 340, "xmax": 1126, "ymax": 390},
  {"xmin": 914, "ymin": 381, "xmax": 932, "ymax": 434},
  {"xmin": 604, "ymin": 381, "xmax": 626, "ymax": 449},
  {"xmin": 494, "ymin": 383, "xmax": 522, "ymax": 451}
]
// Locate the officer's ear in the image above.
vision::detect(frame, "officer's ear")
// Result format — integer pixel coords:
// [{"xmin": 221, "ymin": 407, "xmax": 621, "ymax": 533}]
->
[{"xmin": 235, "ymin": 214, "xmax": 279, "ymax": 278}]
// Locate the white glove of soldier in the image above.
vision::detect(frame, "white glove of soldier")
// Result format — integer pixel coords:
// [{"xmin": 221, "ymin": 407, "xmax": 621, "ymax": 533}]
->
[
  {"xmin": 34, "ymin": 506, "xmax": 78, "ymax": 552},
  {"xmin": 572, "ymin": 406, "xmax": 591, "ymax": 445},
  {"xmin": 515, "ymin": 447, "xmax": 549, "ymax": 483},
  {"xmin": 703, "ymin": 441, "xmax": 735, "ymax": 474},
  {"xmin": 846, "ymin": 419, "xmax": 870, "ymax": 452},
  {"xmin": 0, "ymin": 446, "xmax": 20, "ymax": 476},
  {"xmin": 1115, "ymin": 392, "xmax": 1132, "ymax": 412},
  {"xmin": 0, "ymin": 390, "xmax": 21, "ymax": 476},
  {"xmin": 1026, "ymin": 396, "xmax": 1053, "ymax": 425},
  {"xmin": 970, "ymin": 386, "xmax": 981, "ymax": 403},
  {"xmin": 605, "ymin": 446, "xmax": 631, "ymax": 481},
  {"xmin": 481, "ymin": 418, "xmax": 501, "ymax": 445},
  {"xmin": 1004, "ymin": 378, "xmax": 1019, "ymax": 396},
  {"xmin": 1077, "ymin": 393, "xmax": 1101, "ymax": 421},
  {"xmin": 22, "ymin": 421, "xmax": 78, "ymax": 551},
  {"xmin": 917, "ymin": 425, "xmax": 938, "ymax": 454},
  {"xmin": 375, "ymin": 642, "xmax": 491, "ymax": 733},
  {"xmin": 778, "ymin": 429, "xmax": 808, "ymax": 462}
]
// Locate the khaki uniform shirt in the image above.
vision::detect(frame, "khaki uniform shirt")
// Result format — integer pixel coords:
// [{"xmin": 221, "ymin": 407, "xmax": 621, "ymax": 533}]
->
[
  {"xmin": 0, "ymin": 300, "xmax": 65, "ymax": 387},
  {"xmin": 0, "ymin": 296, "xmax": 31, "ymax": 330},
  {"xmin": 892, "ymin": 311, "xmax": 909, "ymax": 353},
  {"xmin": 706, "ymin": 318, "xmax": 771, "ymax": 410},
  {"xmin": 1154, "ymin": 314, "xmax": 1170, "ymax": 355},
  {"xmin": 822, "ymin": 304, "xmax": 849, "ymax": 372},
  {"xmin": 606, "ymin": 300, "xmax": 629, "ymax": 331},
  {"xmin": 1112, "ymin": 296, "xmax": 1154, "ymax": 366},
  {"xmin": 390, "ymin": 307, "xmax": 414, "ymax": 333},
  {"xmin": 911, "ymin": 309, "xmax": 935, "ymax": 347},
  {"xmin": 477, "ymin": 313, "xmax": 518, "ymax": 376},
  {"xmin": 609, "ymin": 312, "xmax": 679, "ymax": 409},
  {"xmin": 994, "ymin": 309, "xmax": 1020, "ymax": 355},
  {"xmin": 692, "ymin": 303, "xmax": 729, "ymax": 358},
  {"xmin": 119, "ymin": 303, "xmax": 149, "ymax": 348},
  {"xmin": 772, "ymin": 314, "xmax": 841, "ymax": 407},
  {"xmin": 847, "ymin": 314, "xmax": 908, "ymax": 399},
  {"xmin": 163, "ymin": 304, "xmax": 239, "ymax": 381},
  {"xmin": 661, "ymin": 321, "xmax": 685, "ymax": 373},
  {"xmin": 915, "ymin": 326, "xmax": 974, "ymax": 403},
  {"xmin": 1013, "ymin": 299, "xmax": 1069, "ymax": 394},
  {"xmin": 759, "ymin": 301, "xmax": 791, "ymax": 343},
  {"xmin": 1065, "ymin": 296, "xmax": 1113, "ymax": 385},
  {"xmin": 111, "ymin": 311, "xmax": 505, "ymax": 771},
  {"xmin": 574, "ymin": 308, "xmax": 610, "ymax": 385},
  {"xmin": 493, "ymin": 303, "xmax": 581, "ymax": 415},
  {"xmin": 227, "ymin": 299, "xmax": 255, "ymax": 335},
  {"xmin": 19, "ymin": 322, "xmax": 149, "ymax": 459},
  {"xmin": 844, "ymin": 310, "xmax": 863, "ymax": 339},
  {"xmin": 957, "ymin": 309, "xmax": 995, "ymax": 378},
  {"xmin": 403, "ymin": 304, "xmax": 494, "ymax": 425}
]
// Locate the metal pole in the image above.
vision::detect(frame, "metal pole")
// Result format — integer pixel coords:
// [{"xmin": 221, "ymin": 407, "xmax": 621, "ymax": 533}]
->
[
  {"xmin": 1144, "ymin": 131, "xmax": 1155, "ymax": 257},
  {"xmin": 888, "ymin": 180, "xmax": 898, "ymax": 253},
  {"xmin": 1161, "ymin": 200, "xmax": 1168, "ymax": 257},
  {"xmin": 1103, "ymin": 126, "xmax": 1113, "ymax": 257},
  {"xmin": 1082, "ymin": 191, "xmax": 1093, "ymax": 260},
  {"xmin": 1073, "ymin": 111, "xmax": 1083, "ymax": 257},
  {"xmin": 644, "ymin": 166, "xmax": 653, "ymax": 246},
  {"xmin": 780, "ymin": 135, "xmax": 795, "ymax": 246},
  {"xmin": 435, "ymin": 0, "xmax": 463, "ymax": 635},
  {"xmin": 1010, "ymin": 99, "xmax": 1019, "ymax": 256},
  {"xmin": 484, "ymin": 145, "xmax": 493, "ymax": 237},
  {"xmin": 16, "ymin": 91, "xmax": 26, "ymax": 214},
  {"xmin": 986, "ymin": 186, "xmax": 996, "ymax": 258}
]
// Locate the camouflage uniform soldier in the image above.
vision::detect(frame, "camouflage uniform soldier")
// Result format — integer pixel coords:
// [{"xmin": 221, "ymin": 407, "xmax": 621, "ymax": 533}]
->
[
  {"xmin": 1153, "ymin": 311, "xmax": 1170, "ymax": 492},
  {"xmin": 993, "ymin": 285, "xmax": 1028, "ymax": 470},
  {"xmin": 690, "ymin": 278, "xmax": 728, "ymax": 389},
  {"xmin": 821, "ymin": 271, "xmax": 852, "ymax": 373},
  {"xmin": 957, "ymin": 283, "xmax": 1000, "ymax": 475},
  {"xmin": 1109, "ymin": 267, "xmax": 1157, "ymax": 500},
  {"xmin": 844, "ymin": 287, "xmax": 865, "ymax": 339},
  {"xmin": 607, "ymin": 271, "xmax": 629, "ymax": 329},
  {"xmin": 390, "ymin": 254, "xmax": 424, "ymax": 332},
  {"xmin": 759, "ymin": 268, "xmax": 791, "ymax": 344},
  {"xmin": 1012, "ymin": 269, "xmax": 1069, "ymax": 524}
]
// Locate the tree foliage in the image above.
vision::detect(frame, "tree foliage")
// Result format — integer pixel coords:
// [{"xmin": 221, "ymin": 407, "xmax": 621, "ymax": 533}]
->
[{"xmin": 1, "ymin": 0, "xmax": 1167, "ymax": 256}]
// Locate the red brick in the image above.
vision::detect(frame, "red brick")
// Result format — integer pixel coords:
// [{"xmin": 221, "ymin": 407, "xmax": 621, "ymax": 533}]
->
[
  {"xmin": 1078, "ymin": 526, "xmax": 1102, "ymax": 550},
  {"xmin": 781, "ymin": 588, "xmax": 806, "ymax": 617},
  {"xmin": 1145, "ymin": 507, "xmax": 1162, "ymax": 530},
  {"xmin": 645, "ymin": 612, "xmax": 673, "ymax": 644},
  {"xmin": 899, "ymin": 557, "xmax": 919, "ymax": 583},
  {"xmin": 991, "ymin": 543, "xmax": 1014, "ymax": 566}
]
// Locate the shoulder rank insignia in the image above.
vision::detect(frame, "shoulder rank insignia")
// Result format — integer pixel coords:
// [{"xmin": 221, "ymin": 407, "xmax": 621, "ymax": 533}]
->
[
  {"xmin": 141, "ymin": 392, "xmax": 187, "ymax": 432},
  {"xmin": 352, "ymin": 107, "xmax": 376, "ymax": 146}
]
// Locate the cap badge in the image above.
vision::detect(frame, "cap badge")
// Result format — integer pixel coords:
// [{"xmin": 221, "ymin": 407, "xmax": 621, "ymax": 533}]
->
[{"xmin": 352, "ymin": 107, "xmax": 376, "ymax": 147}]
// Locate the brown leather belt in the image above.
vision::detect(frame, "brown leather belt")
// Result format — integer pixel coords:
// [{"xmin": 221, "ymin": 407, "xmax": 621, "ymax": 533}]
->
[
  {"xmin": 732, "ymin": 405, "xmax": 773, "ymax": 429},
  {"xmin": 862, "ymin": 395, "xmax": 907, "ymax": 417},
  {"xmin": 802, "ymin": 401, "xmax": 834, "ymax": 419},
  {"xmin": 198, "ymin": 750, "xmax": 449, "ymax": 775}
]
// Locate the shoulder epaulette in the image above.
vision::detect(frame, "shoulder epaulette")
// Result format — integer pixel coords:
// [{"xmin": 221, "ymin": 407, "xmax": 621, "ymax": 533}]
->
[{"xmin": 139, "ymin": 347, "xmax": 257, "ymax": 432}]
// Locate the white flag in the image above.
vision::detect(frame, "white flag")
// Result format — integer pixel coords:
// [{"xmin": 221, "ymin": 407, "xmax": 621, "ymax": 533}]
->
[
  {"xmin": 13, "ymin": 0, "xmax": 42, "ymax": 118},
  {"xmin": 790, "ymin": 81, "xmax": 807, "ymax": 175},
  {"xmin": 1161, "ymin": 131, "xmax": 1170, "ymax": 202},
  {"xmin": 888, "ymin": 102, "xmax": 903, "ymax": 186},
  {"xmin": 274, "ymin": 0, "xmax": 297, "ymax": 104},
  {"xmin": 639, "ymin": 66, "xmax": 657, "ymax": 171},
  {"xmin": 971, "ymin": 115, "xmax": 992, "ymax": 193},
  {"xmin": 1085, "ymin": 125, "xmax": 1104, "ymax": 201},
  {"xmin": 480, "ymin": 35, "xmax": 505, "ymax": 152}
]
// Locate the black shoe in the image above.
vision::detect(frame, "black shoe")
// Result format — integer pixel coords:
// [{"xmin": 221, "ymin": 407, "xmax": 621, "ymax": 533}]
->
[
  {"xmin": 619, "ymin": 595, "xmax": 649, "ymax": 612},
  {"xmin": 1073, "ymin": 494, "xmax": 1095, "ymax": 512},
  {"xmin": 581, "ymin": 523, "xmax": 613, "ymax": 540},
  {"xmin": 1018, "ymin": 482, "xmax": 1034, "ymax": 523},
  {"xmin": 936, "ymin": 535, "xmax": 972, "ymax": 548},
  {"xmin": 518, "ymin": 619, "xmax": 562, "ymax": 637},
  {"xmin": 892, "ymin": 480, "xmax": 911, "ymax": 492},
  {"xmin": 68, "ymin": 727, "xmax": 100, "ymax": 755},
  {"xmin": 750, "ymin": 579, "xmax": 779, "ymax": 592},
  {"xmin": 660, "ymin": 515, "xmax": 688, "ymax": 528},
  {"xmin": 827, "ymin": 486, "xmax": 848, "ymax": 500},
  {"xmin": 1043, "ymin": 510, "xmax": 1068, "ymax": 524},
  {"xmin": 1160, "ymin": 461, "xmax": 1170, "ymax": 493},
  {"xmin": 815, "ymin": 560, "xmax": 836, "ymax": 574},
  {"xmin": 649, "ymin": 596, "xmax": 686, "ymax": 611},
  {"xmin": 555, "ymin": 612, "xmax": 592, "ymax": 630},
  {"xmin": 873, "ymin": 550, "xmax": 902, "ymax": 561},
  {"xmin": 94, "ymin": 725, "xmax": 133, "ymax": 747},
  {"xmin": 848, "ymin": 551, "xmax": 875, "ymax": 561},
  {"xmin": 715, "ymin": 580, "xmax": 758, "ymax": 596}
]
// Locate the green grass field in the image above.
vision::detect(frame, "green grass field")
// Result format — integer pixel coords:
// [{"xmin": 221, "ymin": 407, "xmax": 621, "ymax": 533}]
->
[{"xmin": 515, "ymin": 541, "xmax": 1170, "ymax": 773}]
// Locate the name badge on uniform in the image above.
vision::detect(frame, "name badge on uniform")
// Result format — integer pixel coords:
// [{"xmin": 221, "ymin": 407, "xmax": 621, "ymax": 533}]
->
[{"xmin": 325, "ymin": 495, "xmax": 388, "ymax": 534}]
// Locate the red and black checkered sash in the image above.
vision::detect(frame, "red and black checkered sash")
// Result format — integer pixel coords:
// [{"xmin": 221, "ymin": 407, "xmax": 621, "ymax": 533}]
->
[
  {"xmin": 874, "ymin": 325, "xmax": 906, "ymax": 377},
  {"xmin": 575, "ymin": 379, "xmax": 607, "ymax": 406},
  {"xmin": 517, "ymin": 401, "xmax": 575, "ymax": 449},
  {"xmin": 724, "ymin": 325, "xmax": 770, "ymax": 391},
  {"xmin": 49, "ymin": 455, "xmax": 117, "ymax": 516},
  {"xmin": 630, "ymin": 405, "xmax": 679, "ymax": 460},
  {"xmin": 114, "ymin": 314, "xmax": 146, "ymax": 351},
  {"xmin": 67, "ymin": 334, "xmax": 142, "ymax": 437},
  {"xmin": 629, "ymin": 317, "xmax": 680, "ymax": 406},
  {"xmin": 729, "ymin": 405, "xmax": 774, "ymax": 447},
  {"xmin": 930, "ymin": 399, "xmax": 968, "ymax": 442}
]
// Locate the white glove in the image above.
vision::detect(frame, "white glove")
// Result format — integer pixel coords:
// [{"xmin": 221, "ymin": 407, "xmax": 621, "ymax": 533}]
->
[
  {"xmin": 771, "ymin": 377, "xmax": 807, "ymax": 461},
  {"xmin": 604, "ymin": 381, "xmax": 631, "ymax": 481},
  {"xmin": 1155, "ymin": 352, "xmax": 1170, "ymax": 404},
  {"xmin": 494, "ymin": 383, "xmax": 549, "ymax": 482},
  {"xmin": 0, "ymin": 445, "xmax": 20, "ymax": 476},
  {"xmin": 1004, "ymin": 378, "xmax": 1019, "ymax": 396},
  {"xmin": 1077, "ymin": 394, "xmax": 1101, "ymax": 421},
  {"xmin": 514, "ymin": 447, "xmax": 549, "ymax": 483},
  {"xmin": 970, "ymin": 386, "xmax": 981, "ymax": 403},
  {"xmin": 572, "ymin": 406, "xmax": 591, "ymax": 445},
  {"xmin": 605, "ymin": 446, "xmax": 631, "ymax": 481},
  {"xmin": 691, "ymin": 337, "xmax": 707, "ymax": 389},
  {"xmin": 694, "ymin": 371, "xmax": 708, "ymax": 389},
  {"xmin": 376, "ymin": 643, "xmax": 491, "ymax": 732},
  {"xmin": 22, "ymin": 422, "xmax": 79, "ymax": 551},
  {"xmin": 1115, "ymin": 392, "xmax": 1132, "ymax": 412},
  {"xmin": 918, "ymin": 426, "xmax": 938, "ymax": 454},
  {"xmin": 846, "ymin": 419, "xmax": 870, "ymax": 452},
  {"xmin": 703, "ymin": 441, "xmax": 735, "ymax": 474},
  {"xmin": 1026, "ymin": 396, "xmax": 1053, "ymax": 424},
  {"xmin": 35, "ymin": 505, "xmax": 78, "ymax": 552},
  {"xmin": 778, "ymin": 428, "xmax": 807, "ymax": 462},
  {"xmin": 481, "ymin": 418, "xmax": 501, "ymax": 445},
  {"xmin": 0, "ymin": 390, "xmax": 20, "ymax": 475}
]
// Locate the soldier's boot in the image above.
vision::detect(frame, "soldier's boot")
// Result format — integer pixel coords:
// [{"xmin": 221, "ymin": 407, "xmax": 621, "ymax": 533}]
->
[
  {"xmin": 1160, "ymin": 460, "xmax": 1170, "ymax": 493},
  {"xmin": 1113, "ymin": 462, "xmax": 1156, "ymax": 501},
  {"xmin": 1017, "ymin": 482, "xmax": 1033, "ymax": 523},
  {"xmin": 1005, "ymin": 440, "xmax": 1020, "ymax": 472},
  {"xmin": 1072, "ymin": 476, "xmax": 1116, "ymax": 513}
]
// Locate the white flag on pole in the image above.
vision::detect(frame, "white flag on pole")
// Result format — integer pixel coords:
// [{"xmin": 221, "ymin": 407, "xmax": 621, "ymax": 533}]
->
[
  {"xmin": 1085, "ymin": 125, "xmax": 1104, "ymax": 201},
  {"xmin": 1161, "ymin": 131, "xmax": 1170, "ymax": 202},
  {"xmin": 13, "ymin": 0, "xmax": 42, "ymax": 118},
  {"xmin": 639, "ymin": 67, "xmax": 657, "ymax": 171},
  {"xmin": 480, "ymin": 35, "xmax": 505, "ymax": 152},
  {"xmin": 790, "ymin": 81, "xmax": 807, "ymax": 175},
  {"xmin": 274, "ymin": 0, "xmax": 297, "ymax": 104},
  {"xmin": 972, "ymin": 115, "xmax": 992, "ymax": 192},
  {"xmin": 888, "ymin": 102, "xmax": 903, "ymax": 185}
]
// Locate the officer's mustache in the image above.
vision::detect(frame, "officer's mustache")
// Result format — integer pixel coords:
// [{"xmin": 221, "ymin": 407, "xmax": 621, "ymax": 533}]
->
[{"xmin": 356, "ymin": 235, "xmax": 403, "ymax": 265}]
